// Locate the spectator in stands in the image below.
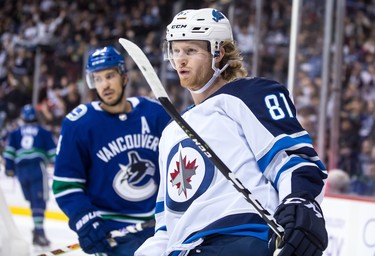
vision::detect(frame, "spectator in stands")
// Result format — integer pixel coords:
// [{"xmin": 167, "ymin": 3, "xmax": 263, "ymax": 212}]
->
[
  {"xmin": 365, "ymin": 161, "xmax": 375, "ymax": 196},
  {"xmin": 326, "ymin": 169, "xmax": 351, "ymax": 194},
  {"xmin": 233, "ymin": 17, "xmax": 255, "ymax": 71},
  {"xmin": 0, "ymin": 0, "xmax": 375, "ymax": 198},
  {"xmin": 2, "ymin": 104, "xmax": 56, "ymax": 247},
  {"xmin": 61, "ymin": 80, "xmax": 81, "ymax": 114},
  {"xmin": 15, "ymin": 7, "xmax": 66, "ymax": 50}
]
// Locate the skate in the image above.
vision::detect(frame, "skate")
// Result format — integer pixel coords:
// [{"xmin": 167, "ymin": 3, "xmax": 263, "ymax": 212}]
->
[{"xmin": 33, "ymin": 229, "xmax": 51, "ymax": 247}]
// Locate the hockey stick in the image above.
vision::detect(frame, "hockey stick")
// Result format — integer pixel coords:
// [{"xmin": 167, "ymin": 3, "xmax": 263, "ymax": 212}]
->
[
  {"xmin": 37, "ymin": 219, "xmax": 155, "ymax": 256},
  {"xmin": 118, "ymin": 38, "xmax": 285, "ymax": 239}
]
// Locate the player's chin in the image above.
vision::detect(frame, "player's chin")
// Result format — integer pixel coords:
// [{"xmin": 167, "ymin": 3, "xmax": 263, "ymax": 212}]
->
[
  {"xmin": 102, "ymin": 97, "xmax": 119, "ymax": 106},
  {"xmin": 179, "ymin": 80, "xmax": 193, "ymax": 90}
]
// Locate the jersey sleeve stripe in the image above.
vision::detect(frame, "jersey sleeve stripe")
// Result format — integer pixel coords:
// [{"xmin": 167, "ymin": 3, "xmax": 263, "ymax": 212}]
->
[
  {"xmin": 53, "ymin": 188, "xmax": 85, "ymax": 198},
  {"xmin": 273, "ymin": 158, "xmax": 321, "ymax": 188},
  {"xmin": 257, "ymin": 132, "xmax": 313, "ymax": 172},
  {"xmin": 53, "ymin": 176, "xmax": 86, "ymax": 183},
  {"xmin": 155, "ymin": 201, "xmax": 164, "ymax": 214}
]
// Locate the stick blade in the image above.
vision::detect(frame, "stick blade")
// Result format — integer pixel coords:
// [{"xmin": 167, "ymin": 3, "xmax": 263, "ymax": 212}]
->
[{"xmin": 118, "ymin": 38, "xmax": 169, "ymax": 99}]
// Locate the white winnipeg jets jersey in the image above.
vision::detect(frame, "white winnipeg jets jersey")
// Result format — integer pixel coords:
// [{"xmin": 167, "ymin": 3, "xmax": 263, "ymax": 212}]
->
[{"xmin": 136, "ymin": 77, "xmax": 327, "ymax": 255}]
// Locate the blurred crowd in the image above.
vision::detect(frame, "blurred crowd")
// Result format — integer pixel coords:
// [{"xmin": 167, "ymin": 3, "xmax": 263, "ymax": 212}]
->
[{"xmin": 1, "ymin": 0, "xmax": 375, "ymax": 197}]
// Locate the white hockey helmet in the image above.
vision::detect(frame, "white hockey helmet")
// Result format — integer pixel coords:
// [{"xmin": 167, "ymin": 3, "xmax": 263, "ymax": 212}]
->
[{"xmin": 165, "ymin": 8, "xmax": 233, "ymax": 59}]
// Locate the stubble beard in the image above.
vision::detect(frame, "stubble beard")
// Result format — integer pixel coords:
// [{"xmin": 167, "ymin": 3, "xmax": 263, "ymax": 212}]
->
[{"xmin": 97, "ymin": 88, "xmax": 125, "ymax": 107}]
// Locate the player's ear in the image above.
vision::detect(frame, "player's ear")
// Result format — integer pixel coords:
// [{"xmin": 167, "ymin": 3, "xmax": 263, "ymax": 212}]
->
[{"xmin": 122, "ymin": 74, "xmax": 128, "ymax": 85}]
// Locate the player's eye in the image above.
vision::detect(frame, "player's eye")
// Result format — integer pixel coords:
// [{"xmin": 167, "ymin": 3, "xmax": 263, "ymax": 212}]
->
[
  {"xmin": 106, "ymin": 72, "xmax": 116, "ymax": 79},
  {"xmin": 171, "ymin": 48, "xmax": 180, "ymax": 57},
  {"xmin": 186, "ymin": 48, "xmax": 198, "ymax": 55},
  {"xmin": 171, "ymin": 47, "xmax": 198, "ymax": 58},
  {"xmin": 93, "ymin": 76, "xmax": 102, "ymax": 83}
]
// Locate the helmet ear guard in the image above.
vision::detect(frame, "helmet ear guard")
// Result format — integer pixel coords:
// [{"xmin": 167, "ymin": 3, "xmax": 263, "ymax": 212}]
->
[{"xmin": 86, "ymin": 46, "xmax": 127, "ymax": 89}]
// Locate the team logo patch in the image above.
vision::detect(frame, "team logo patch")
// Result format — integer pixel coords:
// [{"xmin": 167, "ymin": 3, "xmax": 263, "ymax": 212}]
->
[
  {"xmin": 166, "ymin": 138, "xmax": 215, "ymax": 212},
  {"xmin": 66, "ymin": 104, "xmax": 87, "ymax": 121},
  {"xmin": 113, "ymin": 151, "xmax": 157, "ymax": 201},
  {"xmin": 212, "ymin": 10, "xmax": 225, "ymax": 22}
]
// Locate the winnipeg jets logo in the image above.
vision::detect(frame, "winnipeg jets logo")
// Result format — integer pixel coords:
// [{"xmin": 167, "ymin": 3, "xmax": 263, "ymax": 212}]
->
[
  {"xmin": 113, "ymin": 151, "xmax": 157, "ymax": 201},
  {"xmin": 212, "ymin": 10, "xmax": 225, "ymax": 22},
  {"xmin": 166, "ymin": 139, "xmax": 215, "ymax": 212},
  {"xmin": 170, "ymin": 149, "xmax": 198, "ymax": 198}
]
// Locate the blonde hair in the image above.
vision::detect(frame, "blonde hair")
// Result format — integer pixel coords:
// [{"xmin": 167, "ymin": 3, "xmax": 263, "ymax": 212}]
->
[{"xmin": 219, "ymin": 41, "xmax": 248, "ymax": 81}]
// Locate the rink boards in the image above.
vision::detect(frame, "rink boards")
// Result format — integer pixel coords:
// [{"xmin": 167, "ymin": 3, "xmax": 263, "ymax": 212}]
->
[{"xmin": 1, "ymin": 171, "xmax": 375, "ymax": 255}]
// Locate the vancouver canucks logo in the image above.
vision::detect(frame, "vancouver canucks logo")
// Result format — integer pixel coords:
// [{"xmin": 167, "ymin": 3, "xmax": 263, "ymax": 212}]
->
[
  {"xmin": 166, "ymin": 139, "xmax": 215, "ymax": 212},
  {"xmin": 113, "ymin": 151, "xmax": 157, "ymax": 201},
  {"xmin": 212, "ymin": 9, "xmax": 225, "ymax": 22}
]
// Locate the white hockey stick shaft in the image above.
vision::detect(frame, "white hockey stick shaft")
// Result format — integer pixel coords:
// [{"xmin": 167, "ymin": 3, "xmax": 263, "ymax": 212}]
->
[
  {"xmin": 37, "ymin": 219, "xmax": 155, "ymax": 256},
  {"xmin": 118, "ymin": 38, "xmax": 284, "ymax": 239}
]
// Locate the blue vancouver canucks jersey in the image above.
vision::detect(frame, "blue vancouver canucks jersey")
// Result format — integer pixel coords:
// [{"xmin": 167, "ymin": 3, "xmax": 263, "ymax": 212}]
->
[
  {"xmin": 3, "ymin": 123, "xmax": 56, "ymax": 182},
  {"xmin": 53, "ymin": 97, "xmax": 170, "ymax": 230}
]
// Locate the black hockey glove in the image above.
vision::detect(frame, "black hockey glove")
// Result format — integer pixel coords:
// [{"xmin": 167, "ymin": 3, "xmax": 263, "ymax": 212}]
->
[
  {"xmin": 69, "ymin": 211, "xmax": 113, "ymax": 254},
  {"xmin": 269, "ymin": 192, "xmax": 328, "ymax": 256}
]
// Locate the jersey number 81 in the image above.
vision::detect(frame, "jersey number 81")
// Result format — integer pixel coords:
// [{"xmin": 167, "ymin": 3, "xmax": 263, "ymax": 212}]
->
[{"xmin": 265, "ymin": 93, "xmax": 294, "ymax": 120}]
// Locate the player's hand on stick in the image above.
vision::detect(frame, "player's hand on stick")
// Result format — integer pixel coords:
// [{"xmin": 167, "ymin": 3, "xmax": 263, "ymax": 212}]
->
[
  {"xmin": 269, "ymin": 192, "xmax": 328, "ymax": 256},
  {"xmin": 69, "ymin": 210, "xmax": 113, "ymax": 254}
]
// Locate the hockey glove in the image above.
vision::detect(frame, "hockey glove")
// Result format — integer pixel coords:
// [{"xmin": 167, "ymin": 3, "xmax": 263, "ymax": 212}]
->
[
  {"xmin": 69, "ymin": 211, "xmax": 113, "ymax": 254},
  {"xmin": 269, "ymin": 192, "xmax": 328, "ymax": 256},
  {"xmin": 5, "ymin": 169, "xmax": 15, "ymax": 177}
]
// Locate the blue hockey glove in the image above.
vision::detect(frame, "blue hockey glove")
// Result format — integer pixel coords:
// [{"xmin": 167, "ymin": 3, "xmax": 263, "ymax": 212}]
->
[
  {"xmin": 69, "ymin": 211, "xmax": 113, "ymax": 254},
  {"xmin": 5, "ymin": 169, "xmax": 15, "ymax": 177},
  {"xmin": 269, "ymin": 192, "xmax": 328, "ymax": 256}
]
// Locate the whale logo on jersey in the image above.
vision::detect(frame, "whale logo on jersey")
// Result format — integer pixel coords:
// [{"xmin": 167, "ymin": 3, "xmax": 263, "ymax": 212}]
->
[
  {"xmin": 166, "ymin": 138, "xmax": 215, "ymax": 212},
  {"xmin": 113, "ymin": 151, "xmax": 157, "ymax": 201}
]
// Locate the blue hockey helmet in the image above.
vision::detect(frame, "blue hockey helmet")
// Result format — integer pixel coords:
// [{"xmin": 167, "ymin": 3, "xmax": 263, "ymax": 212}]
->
[
  {"xmin": 21, "ymin": 104, "xmax": 37, "ymax": 122},
  {"xmin": 85, "ymin": 46, "xmax": 126, "ymax": 89}
]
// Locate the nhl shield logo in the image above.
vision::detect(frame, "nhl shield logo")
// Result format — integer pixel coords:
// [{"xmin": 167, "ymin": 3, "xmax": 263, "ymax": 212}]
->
[{"xmin": 166, "ymin": 138, "xmax": 215, "ymax": 212}]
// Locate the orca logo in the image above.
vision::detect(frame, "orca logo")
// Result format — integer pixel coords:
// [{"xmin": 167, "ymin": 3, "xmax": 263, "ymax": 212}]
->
[{"xmin": 113, "ymin": 151, "xmax": 157, "ymax": 201}]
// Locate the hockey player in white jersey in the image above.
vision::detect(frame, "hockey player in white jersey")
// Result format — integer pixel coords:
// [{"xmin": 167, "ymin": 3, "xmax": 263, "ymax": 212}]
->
[
  {"xmin": 135, "ymin": 8, "xmax": 328, "ymax": 256},
  {"xmin": 53, "ymin": 46, "xmax": 170, "ymax": 255}
]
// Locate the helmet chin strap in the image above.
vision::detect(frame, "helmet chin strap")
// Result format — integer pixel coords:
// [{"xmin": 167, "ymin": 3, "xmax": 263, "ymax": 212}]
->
[{"xmin": 189, "ymin": 61, "xmax": 230, "ymax": 95}]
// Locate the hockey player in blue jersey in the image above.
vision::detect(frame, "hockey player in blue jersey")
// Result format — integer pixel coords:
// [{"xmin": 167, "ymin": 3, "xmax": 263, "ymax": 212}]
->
[
  {"xmin": 3, "ymin": 104, "xmax": 56, "ymax": 247},
  {"xmin": 52, "ymin": 46, "xmax": 170, "ymax": 256},
  {"xmin": 135, "ymin": 8, "xmax": 328, "ymax": 256}
]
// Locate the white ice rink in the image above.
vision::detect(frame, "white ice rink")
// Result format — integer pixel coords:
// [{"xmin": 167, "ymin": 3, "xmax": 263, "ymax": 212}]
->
[
  {"xmin": 11, "ymin": 215, "xmax": 85, "ymax": 256},
  {"xmin": 2, "ymin": 167, "xmax": 375, "ymax": 256},
  {"xmin": 0, "ymin": 168, "xmax": 89, "ymax": 256}
]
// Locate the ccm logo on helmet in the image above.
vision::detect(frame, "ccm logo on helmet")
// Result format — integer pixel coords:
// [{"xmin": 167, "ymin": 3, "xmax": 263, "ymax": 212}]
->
[{"xmin": 171, "ymin": 25, "xmax": 187, "ymax": 29}]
